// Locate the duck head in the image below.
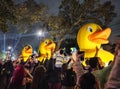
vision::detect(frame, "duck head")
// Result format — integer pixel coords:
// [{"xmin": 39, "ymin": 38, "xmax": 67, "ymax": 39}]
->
[
  {"xmin": 77, "ymin": 23, "xmax": 111, "ymax": 51},
  {"xmin": 39, "ymin": 38, "xmax": 56, "ymax": 55}
]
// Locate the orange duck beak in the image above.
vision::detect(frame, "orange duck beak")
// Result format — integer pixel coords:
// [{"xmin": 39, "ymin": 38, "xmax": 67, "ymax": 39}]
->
[{"xmin": 88, "ymin": 28, "xmax": 111, "ymax": 44}]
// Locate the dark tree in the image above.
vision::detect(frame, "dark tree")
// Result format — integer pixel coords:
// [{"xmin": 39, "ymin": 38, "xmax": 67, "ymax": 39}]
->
[
  {"xmin": 0, "ymin": 0, "xmax": 17, "ymax": 33},
  {"xmin": 0, "ymin": 0, "xmax": 49, "ymax": 34}
]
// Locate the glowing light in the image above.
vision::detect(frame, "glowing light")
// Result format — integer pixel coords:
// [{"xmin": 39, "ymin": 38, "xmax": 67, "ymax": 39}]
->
[
  {"xmin": 37, "ymin": 30, "xmax": 43, "ymax": 36},
  {"xmin": 8, "ymin": 46, "xmax": 12, "ymax": 50}
]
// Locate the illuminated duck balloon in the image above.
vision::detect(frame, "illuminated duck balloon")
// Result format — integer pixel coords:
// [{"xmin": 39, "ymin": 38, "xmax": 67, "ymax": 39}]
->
[
  {"xmin": 77, "ymin": 23, "xmax": 114, "ymax": 66},
  {"xmin": 38, "ymin": 38, "xmax": 56, "ymax": 62},
  {"xmin": 21, "ymin": 44, "xmax": 33, "ymax": 62}
]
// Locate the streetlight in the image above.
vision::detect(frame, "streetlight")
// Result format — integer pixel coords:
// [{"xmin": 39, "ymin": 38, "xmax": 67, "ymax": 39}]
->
[
  {"xmin": 37, "ymin": 30, "xmax": 42, "ymax": 36},
  {"xmin": 37, "ymin": 30, "xmax": 45, "ymax": 40}
]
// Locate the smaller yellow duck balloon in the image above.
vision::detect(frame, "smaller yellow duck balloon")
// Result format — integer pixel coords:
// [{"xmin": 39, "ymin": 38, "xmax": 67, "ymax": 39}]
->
[
  {"xmin": 77, "ymin": 23, "xmax": 114, "ymax": 66},
  {"xmin": 38, "ymin": 38, "xmax": 56, "ymax": 62},
  {"xmin": 21, "ymin": 44, "xmax": 33, "ymax": 62}
]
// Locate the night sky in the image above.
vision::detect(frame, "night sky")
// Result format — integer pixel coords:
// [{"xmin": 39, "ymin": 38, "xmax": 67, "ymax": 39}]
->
[{"xmin": 15, "ymin": 0, "xmax": 120, "ymax": 15}]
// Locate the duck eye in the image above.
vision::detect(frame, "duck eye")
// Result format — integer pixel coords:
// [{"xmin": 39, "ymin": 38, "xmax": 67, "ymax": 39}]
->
[
  {"xmin": 88, "ymin": 26, "xmax": 93, "ymax": 32},
  {"xmin": 45, "ymin": 41, "xmax": 48, "ymax": 44}
]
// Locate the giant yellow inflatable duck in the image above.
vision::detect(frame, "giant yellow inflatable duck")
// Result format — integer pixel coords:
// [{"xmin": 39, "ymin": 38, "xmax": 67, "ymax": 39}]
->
[
  {"xmin": 77, "ymin": 23, "xmax": 114, "ymax": 66},
  {"xmin": 21, "ymin": 44, "xmax": 33, "ymax": 62},
  {"xmin": 38, "ymin": 38, "xmax": 56, "ymax": 62}
]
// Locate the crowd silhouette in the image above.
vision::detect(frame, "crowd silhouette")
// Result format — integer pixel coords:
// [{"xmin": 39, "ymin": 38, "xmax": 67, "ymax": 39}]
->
[{"xmin": 0, "ymin": 37, "xmax": 120, "ymax": 89}]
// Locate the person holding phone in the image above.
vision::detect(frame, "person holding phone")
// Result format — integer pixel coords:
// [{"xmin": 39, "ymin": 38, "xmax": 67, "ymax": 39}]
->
[{"xmin": 72, "ymin": 50, "xmax": 85, "ymax": 87}]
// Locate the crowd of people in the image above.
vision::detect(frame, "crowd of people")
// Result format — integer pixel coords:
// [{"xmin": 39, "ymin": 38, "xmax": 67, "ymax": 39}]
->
[{"xmin": 0, "ymin": 37, "xmax": 120, "ymax": 89}]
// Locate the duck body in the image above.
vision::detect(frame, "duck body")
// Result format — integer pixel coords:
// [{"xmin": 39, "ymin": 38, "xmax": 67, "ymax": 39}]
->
[
  {"xmin": 38, "ymin": 38, "xmax": 56, "ymax": 62},
  {"xmin": 77, "ymin": 23, "xmax": 114, "ymax": 66},
  {"xmin": 84, "ymin": 49, "xmax": 114, "ymax": 64}
]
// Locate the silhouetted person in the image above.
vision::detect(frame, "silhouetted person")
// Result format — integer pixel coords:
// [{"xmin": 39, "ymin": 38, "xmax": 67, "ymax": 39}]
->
[{"xmin": 31, "ymin": 65, "xmax": 50, "ymax": 89}]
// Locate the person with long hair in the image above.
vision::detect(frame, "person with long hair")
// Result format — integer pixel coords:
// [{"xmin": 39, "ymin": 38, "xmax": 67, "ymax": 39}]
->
[{"xmin": 8, "ymin": 64, "xmax": 33, "ymax": 89}]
